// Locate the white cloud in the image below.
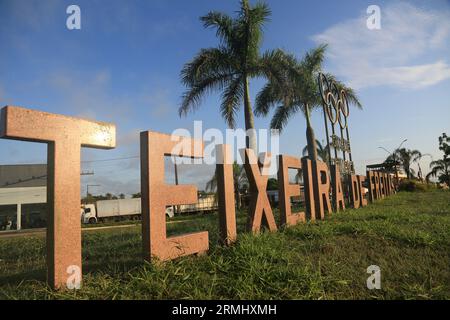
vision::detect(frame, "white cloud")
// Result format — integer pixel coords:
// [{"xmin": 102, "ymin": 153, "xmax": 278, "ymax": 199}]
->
[{"xmin": 312, "ymin": 2, "xmax": 450, "ymax": 89}]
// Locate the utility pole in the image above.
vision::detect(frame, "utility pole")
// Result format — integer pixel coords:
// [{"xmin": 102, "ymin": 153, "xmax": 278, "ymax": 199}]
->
[
  {"xmin": 174, "ymin": 162, "xmax": 179, "ymax": 186},
  {"xmin": 86, "ymin": 184, "xmax": 100, "ymax": 204},
  {"xmin": 173, "ymin": 158, "xmax": 179, "ymax": 215}
]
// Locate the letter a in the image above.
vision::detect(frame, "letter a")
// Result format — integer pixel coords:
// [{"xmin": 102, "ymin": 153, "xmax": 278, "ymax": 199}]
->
[
  {"xmin": 331, "ymin": 165, "xmax": 346, "ymax": 212},
  {"xmin": 66, "ymin": 5, "xmax": 81, "ymax": 30}
]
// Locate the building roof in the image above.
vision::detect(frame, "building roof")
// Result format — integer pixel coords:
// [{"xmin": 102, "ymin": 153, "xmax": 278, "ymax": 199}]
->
[{"xmin": 0, "ymin": 164, "xmax": 47, "ymax": 188}]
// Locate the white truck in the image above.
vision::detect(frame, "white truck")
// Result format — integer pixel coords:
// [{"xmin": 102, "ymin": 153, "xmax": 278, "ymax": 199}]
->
[
  {"xmin": 177, "ymin": 194, "xmax": 217, "ymax": 214},
  {"xmin": 81, "ymin": 198, "xmax": 174, "ymax": 224}
]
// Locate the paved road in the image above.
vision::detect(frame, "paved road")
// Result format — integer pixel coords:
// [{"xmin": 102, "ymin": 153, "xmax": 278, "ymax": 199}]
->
[{"xmin": 0, "ymin": 220, "xmax": 186, "ymax": 239}]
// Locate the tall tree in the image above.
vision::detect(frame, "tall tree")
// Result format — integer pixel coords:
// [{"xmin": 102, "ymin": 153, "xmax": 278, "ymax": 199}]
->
[
  {"xmin": 179, "ymin": 0, "xmax": 285, "ymax": 150},
  {"xmin": 206, "ymin": 162, "xmax": 249, "ymax": 209},
  {"xmin": 426, "ymin": 133, "xmax": 450, "ymax": 186},
  {"xmin": 255, "ymin": 45, "xmax": 362, "ymax": 161},
  {"xmin": 302, "ymin": 139, "xmax": 329, "ymax": 163},
  {"xmin": 426, "ymin": 159, "xmax": 450, "ymax": 185},
  {"xmin": 388, "ymin": 148, "xmax": 422, "ymax": 180}
]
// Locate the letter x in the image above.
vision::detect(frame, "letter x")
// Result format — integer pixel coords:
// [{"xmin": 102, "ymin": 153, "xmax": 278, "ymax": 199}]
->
[{"xmin": 242, "ymin": 148, "xmax": 277, "ymax": 233}]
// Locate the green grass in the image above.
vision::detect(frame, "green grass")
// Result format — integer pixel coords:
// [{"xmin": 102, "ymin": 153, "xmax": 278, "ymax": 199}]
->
[{"xmin": 0, "ymin": 190, "xmax": 449, "ymax": 300}]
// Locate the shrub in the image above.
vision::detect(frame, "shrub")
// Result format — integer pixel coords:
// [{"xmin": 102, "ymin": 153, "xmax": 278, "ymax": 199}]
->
[{"xmin": 398, "ymin": 179, "xmax": 435, "ymax": 192}]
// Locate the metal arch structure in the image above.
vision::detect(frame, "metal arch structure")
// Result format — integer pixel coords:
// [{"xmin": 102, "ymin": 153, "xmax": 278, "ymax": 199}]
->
[{"xmin": 318, "ymin": 73, "xmax": 354, "ymax": 175}]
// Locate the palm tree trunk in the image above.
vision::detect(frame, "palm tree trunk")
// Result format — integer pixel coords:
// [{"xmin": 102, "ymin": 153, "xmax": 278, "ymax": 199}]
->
[
  {"xmin": 445, "ymin": 163, "xmax": 450, "ymax": 186},
  {"xmin": 243, "ymin": 76, "xmax": 257, "ymax": 151},
  {"xmin": 235, "ymin": 184, "xmax": 241, "ymax": 210},
  {"xmin": 305, "ymin": 104, "xmax": 318, "ymax": 161}
]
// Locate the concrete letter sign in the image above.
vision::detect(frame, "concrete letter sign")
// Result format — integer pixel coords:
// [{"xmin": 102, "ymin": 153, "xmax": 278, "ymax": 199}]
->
[
  {"xmin": 350, "ymin": 175, "xmax": 361, "ymax": 209},
  {"xmin": 216, "ymin": 144, "xmax": 237, "ymax": 245},
  {"xmin": 374, "ymin": 172, "xmax": 381, "ymax": 199},
  {"xmin": 242, "ymin": 148, "xmax": 277, "ymax": 233},
  {"xmin": 388, "ymin": 174, "xmax": 396, "ymax": 195},
  {"xmin": 358, "ymin": 175, "xmax": 368, "ymax": 207},
  {"xmin": 378, "ymin": 172, "xmax": 386, "ymax": 199},
  {"xmin": 0, "ymin": 106, "xmax": 116, "ymax": 289},
  {"xmin": 140, "ymin": 131, "xmax": 208, "ymax": 261},
  {"xmin": 385, "ymin": 174, "xmax": 392, "ymax": 196},
  {"xmin": 278, "ymin": 155, "xmax": 305, "ymax": 227},
  {"xmin": 386, "ymin": 173, "xmax": 393, "ymax": 196},
  {"xmin": 312, "ymin": 160, "xmax": 332, "ymax": 219},
  {"xmin": 301, "ymin": 158, "xmax": 316, "ymax": 221},
  {"xmin": 367, "ymin": 171, "xmax": 376, "ymax": 202},
  {"xmin": 331, "ymin": 164, "xmax": 346, "ymax": 212},
  {"xmin": 385, "ymin": 173, "xmax": 390, "ymax": 196}
]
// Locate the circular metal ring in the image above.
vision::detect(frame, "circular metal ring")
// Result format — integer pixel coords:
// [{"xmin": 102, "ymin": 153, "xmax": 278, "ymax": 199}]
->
[
  {"xmin": 339, "ymin": 90, "xmax": 350, "ymax": 118},
  {"xmin": 318, "ymin": 73, "xmax": 330, "ymax": 104},
  {"xmin": 319, "ymin": 73, "xmax": 351, "ymax": 129},
  {"xmin": 325, "ymin": 91, "xmax": 338, "ymax": 124},
  {"xmin": 330, "ymin": 82, "xmax": 341, "ymax": 124},
  {"xmin": 337, "ymin": 99, "xmax": 348, "ymax": 129},
  {"xmin": 337, "ymin": 90, "xmax": 349, "ymax": 129}
]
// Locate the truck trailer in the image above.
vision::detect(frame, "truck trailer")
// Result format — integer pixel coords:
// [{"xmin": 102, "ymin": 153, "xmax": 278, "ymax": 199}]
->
[
  {"xmin": 81, "ymin": 198, "xmax": 174, "ymax": 224},
  {"xmin": 81, "ymin": 194, "xmax": 217, "ymax": 224}
]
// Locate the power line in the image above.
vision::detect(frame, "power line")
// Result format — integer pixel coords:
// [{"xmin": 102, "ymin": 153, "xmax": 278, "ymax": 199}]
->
[
  {"xmin": 2, "ymin": 171, "xmax": 95, "ymax": 187},
  {"xmin": 81, "ymin": 156, "xmax": 140, "ymax": 163}
]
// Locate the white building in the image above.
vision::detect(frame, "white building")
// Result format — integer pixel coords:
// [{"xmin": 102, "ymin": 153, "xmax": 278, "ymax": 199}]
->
[{"xmin": 0, "ymin": 164, "xmax": 47, "ymax": 231}]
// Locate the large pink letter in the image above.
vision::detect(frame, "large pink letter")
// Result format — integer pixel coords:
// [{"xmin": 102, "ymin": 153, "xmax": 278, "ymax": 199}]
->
[
  {"xmin": 312, "ymin": 160, "xmax": 332, "ymax": 219},
  {"xmin": 278, "ymin": 155, "xmax": 305, "ymax": 227},
  {"xmin": 0, "ymin": 106, "xmax": 115, "ymax": 289},
  {"xmin": 216, "ymin": 144, "xmax": 237, "ymax": 245},
  {"xmin": 140, "ymin": 131, "xmax": 208, "ymax": 261},
  {"xmin": 242, "ymin": 149, "xmax": 277, "ymax": 233}
]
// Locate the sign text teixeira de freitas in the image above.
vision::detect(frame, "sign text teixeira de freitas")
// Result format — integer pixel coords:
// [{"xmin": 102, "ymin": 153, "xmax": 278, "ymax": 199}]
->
[{"xmin": 0, "ymin": 106, "xmax": 395, "ymax": 290}]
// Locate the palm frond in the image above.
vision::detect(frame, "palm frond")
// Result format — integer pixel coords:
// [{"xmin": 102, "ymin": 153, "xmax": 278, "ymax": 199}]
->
[
  {"xmin": 254, "ymin": 82, "xmax": 280, "ymax": 116},
  {"xmin": 200, "ymin": 12, "xmax": 235, "ymax": 48},
  {"xmin": 179, "ymin": 73, "xmax": 233, "ymax": 117},
  {"xmin": 302, "ymin": 44, "xmax": 327, "ymax": 73},
  {"xmin": 220, "ymin": 76, "xmax": 244, "ymax": 128},
  {"xmin": 270, "ymin": 104, "xmax": 301, "ymax": 131},
  {"xmin": 180, "ymin": 47, "xmax": 235, "ymax": 86}
]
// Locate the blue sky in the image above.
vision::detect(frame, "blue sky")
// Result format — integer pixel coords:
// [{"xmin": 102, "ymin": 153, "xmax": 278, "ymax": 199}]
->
[{"xmin": 0, "ymin": 0, "xmax": 449, "ymax": 196}]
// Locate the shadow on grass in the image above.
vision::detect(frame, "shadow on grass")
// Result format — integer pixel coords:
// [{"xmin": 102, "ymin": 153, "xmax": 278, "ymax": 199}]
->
[{"xmin": 0, "ymin": 268, "xmax": 46, "ymax": 286}]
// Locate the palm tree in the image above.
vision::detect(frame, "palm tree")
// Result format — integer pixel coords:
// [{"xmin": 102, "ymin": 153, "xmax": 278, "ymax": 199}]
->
[
  {"xmin": 179, "ymin": 0, "xmax": 286, "ymax": 151},
  {"xmin": 294, "ymin": 139, "xmax": 330, "ymax": 183},
  {"xmin": 387, "ymin": 148, "xmax": 422, "ymax": 180},
  {"xmin": 302, "ymin": 139, "xmax": 329, "ymax": 163},
  {"xmin": 430, "ymin": 133, "xmax": 450, "ymax": 186},
  {"xmin": 206, "ymin": 161, "xmax": 249, "ymax": 209},
  {"xmin": 254, "ymin": 45, "xmax": 362, "ymax": 161},
  {"xmin": 426, "ymin": 159, "xmax": 450, "ymax": 185}
]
